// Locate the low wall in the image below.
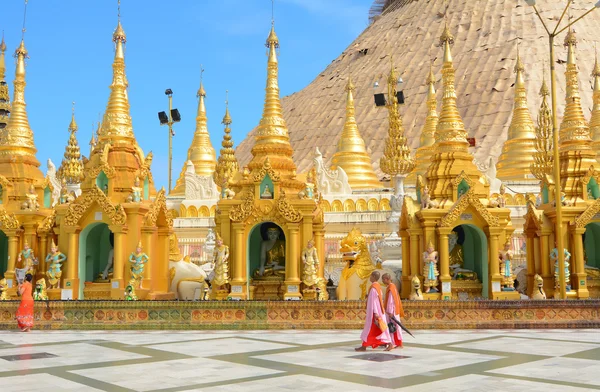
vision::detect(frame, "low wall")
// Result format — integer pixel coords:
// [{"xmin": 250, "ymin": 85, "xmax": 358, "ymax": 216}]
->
[{"xmin": 0, "ymin": 299, "xmax": 598, "ymax": 330}]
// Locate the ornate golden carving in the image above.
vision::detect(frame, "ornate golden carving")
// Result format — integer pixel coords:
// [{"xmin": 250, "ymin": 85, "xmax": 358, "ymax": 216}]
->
[
  {"xmin": 57, "ymin": 111, "xmax": 85, "ymax": 184},
  {"xmin": 252, "ymin": 157, "xmax": 280, "ymax": 183},
  {"xmin": 276, "ymin": 190, "xmax": 302, "ymax": 223},
  {"xmin": 0, "ymin": 209, "xmax": 20, "ymax": 230},
  {"xmin": 64, "ymin": 186, "xmax": 126, "ymax": 226},
  {"xmin": 213, "ymin": 101, "xmax": 239, "ymax": 189},
  {"xmin": 531, "ymin": 78, "xmax": 554, "ymax": 180},
  {"xmin": 143, "ymin": 188, "xmax": 173, "ymax": 227},
  {"xmin": 37, "ymin": 210, "xmax": 56, "ymax": 234},
  {"xmin": 229, "ymin": 191, "xmax": 259, "ymax": 222},
  {"xmin": 439, "ymin": 190, "xmax": 499, "ymax": 227},
  {"xmin": 575, "ymin": 198, "xmax": 600, "ymax": 228},
  {"xmin": 84, "ymin": 144, "xmax": 116, "ymax": 180}
]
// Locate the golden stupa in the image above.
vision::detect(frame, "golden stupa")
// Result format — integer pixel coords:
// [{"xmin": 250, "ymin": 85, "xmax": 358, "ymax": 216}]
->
[
  {"xmin": 0, "ymin": 36, "xmax": 10, "ymax": 130},
  {"xmin": 213, "ymin": 99, "xmax": 239, "ymax": 189},
  {"xmin": 170, "ymin": 79, "xmax": 217, "ymax": 195},
  {"xmin": 57, "ymin": 107, "xmax": 84, "ymax": 185},
  {"xmin": 496, "ymin": 48, "xmax": 537, "ymax": 181},
  {"xmin": 590, "ymin": 53, "xmax": 600, "ymax": 163},
  {"xmin": 331, "ymin": 77, "xmax": 381, "ymax": 189}
]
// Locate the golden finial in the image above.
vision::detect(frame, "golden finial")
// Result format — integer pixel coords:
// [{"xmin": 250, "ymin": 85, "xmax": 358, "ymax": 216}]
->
[
  {"xmin": 213, "ymin": 93, "xmax": 239, "ymax": 189},
  {"xmin": 332, "ymin": 77, "xmax": 381, "ymax": 189},
  {"xmin": 222, "ymin": 90, "xmax": 231, "ymax": 125},
  {"xmin": 590, "ymin": 44, "xmax": 600, "ymax": 161},
  {"xmin": 266, "ymin": 0, "xmax": 279, "ymax": 48},
  {"xmin": 114, "ymin": 0, "xmax": 126, "ymax": 43},
  {"xmin": 58, "ymin": 105, "xmax": 84, "ymax": 185},
  {"xmin": 0, "ymin": 31, "xmax": 10, "ymax": 131},
  {"xmin": 497, "ymin": 42, "xmax": 537, "ymax": 181},
  {"xmin": 531, "ymin": 74, "xmax": 553, "ymax": 180},
  {"xmin": 197, "ymin": 65, "xmax": 206, "ymax": 97},
  {"xmin": 380, "ymin": 57, "xmax": 415, "ymax": 181},
  {"xmin": 0, "ymin": 32, "xmax": 6, "ymax": 80},
  {"xmin": 69, "ymin": 101, "xmax": 78, "ymax": 132}
]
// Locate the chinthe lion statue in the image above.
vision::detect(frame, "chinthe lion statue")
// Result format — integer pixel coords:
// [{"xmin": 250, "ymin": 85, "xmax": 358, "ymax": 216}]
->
[
  {"xmin": 409, "ymin": 275, "xmax": 424, "ymax": 300},
  {"xmin": 168, "ymin": 233, "xmax": 211, "ymax": 300},
  {"xmin": 531, "ymin": 274, "xmax": 546, "ymax": 300},
  {"xmin": 336, "ymin": 227, "xmax": 398, "ymax": 300}
]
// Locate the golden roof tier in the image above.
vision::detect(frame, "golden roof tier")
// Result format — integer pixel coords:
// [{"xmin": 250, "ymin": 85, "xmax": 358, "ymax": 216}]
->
[
  {"xmin": 496, "ymin": 48, "xmax": 537, "ymax": 181},
  {"xmin": 425, "ymin": 24, "xmax": 487, "ymax": 202},
  {"xmin": 590, "ymin": 53, "xmax": 600, "ymax": 163},
  {"xmin": 406, "ymin": 62, "xmax": 437, "ymax": 186},
  {"xmin": 0, "ymin": 36, "xmax": 10, "ymax": 130},
  {"xmin": 558, "ymin": 29, "xmax": 596, "ymax": 200},
  {"xmin": 81, "ymin": 18, "xmax": 156, "ymax": 201},
  {"xmin": 0, "ymin": 39, "xmax": 45, "ymax": 201},
  {"xmin": 246, "ymin": 25, "xmax": 301, "ymax": 190},
  {"xmin": 234, "ymin": 0, "xmax": 600, "ymax": 176},
  {"xmin": 171, "ymin": 80, "xmax": 217, "ymax": 196},
  {"xmin": 57, "ymin": 107, "xmax": 84, "ymax": 185},
  {"xmin": 332, "ymin": 77, "xmax": 381, "ymax": 189},
  {"xmin": 213, "ymin": 100, "xmax": 239, "ymax": 189}
]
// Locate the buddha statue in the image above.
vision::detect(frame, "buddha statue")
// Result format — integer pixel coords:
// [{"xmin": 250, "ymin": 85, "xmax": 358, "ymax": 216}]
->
[
  {"xmin": 301, "ymin": 239, "xmax": 319, "ymax": 289},
  {"xmin": 131, "ymin": 177, "xmax": 142, "ymax": 202},
  {"xmin": 422, "ymin": 240, "xmax": 439, "ymax": 293},
  {"xmin": 16, "ymin": 240, "xmax": 38, "ymax": 283},
  {"xmin": 256, "ymin": 227, "xmax": 285, "ymax": 278},
  {"xmin": 129, "ymin": 241, "xmax": 149, "ymax": 289},
  {"xmin": 45, "ymin": 240, "xmax": 67, "ymax": 289},
  {"xmin": 261, "ymin": 184, "xmax": 273, "ymax": 199},
  {"xmin": 449, "ymin": 231, "xmax": 477, "ymax": 280},
  {"xmin": 550, "ymin": 246, "xmax": 571, "ymax": 291},
  {"xmin": 499, "ymin": 241, "xmax": 515, "ymax": 290},
  {"xmin": 211, "ymin": 233, "xmax": 230, "ymax": 290}
]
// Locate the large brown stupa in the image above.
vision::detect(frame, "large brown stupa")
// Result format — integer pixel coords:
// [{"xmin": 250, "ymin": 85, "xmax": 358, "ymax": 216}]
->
[{"xmin": 235, "ymin": 0, "xmax": 600, "ymax": 177}]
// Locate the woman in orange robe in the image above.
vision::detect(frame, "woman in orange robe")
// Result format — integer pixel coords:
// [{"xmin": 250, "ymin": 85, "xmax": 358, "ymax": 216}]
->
[{"xmin": 16, "ymin": 273, "xmax": 34, "ymax": 332}]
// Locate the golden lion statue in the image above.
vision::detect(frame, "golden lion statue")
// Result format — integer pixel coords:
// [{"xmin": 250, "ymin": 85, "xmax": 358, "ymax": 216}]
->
[
  {"xmin": 33, "ymin": 278, "xmax": 48, "ymax": 301},
  {"xmin": 409, "ymin": 275, "xmax": 424, "ymax": 300},
  {"xmin": 531, "ymin": 274, "xmax": 546, "ymax": 300},
  {"xmin": 0, "ymin": 278, "xmax": 10, "ymax": 300}
]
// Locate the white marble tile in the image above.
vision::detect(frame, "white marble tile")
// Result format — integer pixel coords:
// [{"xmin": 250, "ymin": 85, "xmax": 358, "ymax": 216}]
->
[
  {"xmin": 254, "ymin": 345, "xmax": 502, "ymax": 379},
  {"xmin": 99, "ymin": 332, "xmax": 235, "ymax": 346},
  {"xmin": 239, "ymin": 331, "xmax": 359, "ymax": 346},
  {"xmin": 187, "ymin": 374, "xmax": 392, "ymax": 392},
  {"xmin": 508, "ymin": 331, "xmax": 600, "ymax": 344},
  {"xmin": 397, "ymin": 374, "xmax": 595, "ymax": 392},
  {"xmin": 70, "ymin": 357, "xmax": 282, "ymax": 391},
  {"xmin": 451, "ymin": 336, "xmax": 599, "ymax": 356},
  {"xmin": 489, "ymin": 357, "xmax": 600, "ymax": 387},
  {"xmin": 0, "ymin": 343, "xmax": 147, "ymax": 371},
  {"xmin": 146, "ymin": 337, "xmax": 293, "ymax": 357},
  {"xmin": 0, "ymin": 373, "xmax": 103, "ymax": 391}
]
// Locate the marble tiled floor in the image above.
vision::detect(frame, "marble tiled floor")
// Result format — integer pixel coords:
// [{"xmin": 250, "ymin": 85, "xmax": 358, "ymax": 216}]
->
[{"xmin": 0, "ymin": 329, "xmax": 598, "ymax": 391}]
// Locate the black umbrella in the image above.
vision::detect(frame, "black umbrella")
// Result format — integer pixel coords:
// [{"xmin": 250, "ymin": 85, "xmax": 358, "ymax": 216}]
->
[{"xmin": 390, "ymin": 316, "xmax": 415, "ymax": 339}]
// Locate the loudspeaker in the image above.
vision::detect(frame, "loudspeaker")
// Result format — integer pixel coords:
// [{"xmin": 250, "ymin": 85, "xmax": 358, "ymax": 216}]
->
[
  {"xmin": 158, "ymin": 111, "xmax": 168, "ymax": 125},
  {"xmin": 171, "ymin": 109, "xmax": 181, "ymax": 122},
  {"xmin": 374, "ymin": 93, "xmax": 386, "ymax": 107},
  {"xmin": 396, "ymin": 91, "xmax": 405, "ymax": 104}
]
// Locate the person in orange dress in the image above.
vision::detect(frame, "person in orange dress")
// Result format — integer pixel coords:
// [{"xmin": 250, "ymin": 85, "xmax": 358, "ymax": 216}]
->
[
  {"xmin": 355, "ymin": 271, "xmax": 393, "ymax": 352},
  {"xmin": 16, "ymin": 273, "xmax": 34, "ymax": 332},
  {"xmin": 383, "ymin": 273, "xmax": 404, "ymax": 348}
]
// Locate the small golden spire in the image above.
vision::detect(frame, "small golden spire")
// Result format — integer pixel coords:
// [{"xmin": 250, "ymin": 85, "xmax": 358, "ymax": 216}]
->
[
  {"xmin": 407, "ymin": 60, "xmax": 437, "ymax": 185},
  {"xmin": 213, "ymin": 93, "xmax": 239, "ymax": 189},
  {"xmin": 379, "ymin": 57, "xmax": 414, "ymax": 183},
  {"xmin": 332, "ymin": 77, "xmax": 381, "ymax": 189},
  {"xmin": 98, "ymin": 1, "xmax": 135, "ymax": 144},
  {"xmin": 531, "ymin": 75, "xmax": 553, "ymax": 180},
  {"xmin": 171, "ymin": 66, "xmax": 217, "ymax": 195},
  {"xmin": 58, "ymin": 103, "xmax": 84, "ymax": 185},
  {"xmin": 497, "ymin": 44, "xmax": 537, "ymax": 180},
  {"xmin": 590, "ymin": 46, "xmax": 600, "ymax": 162},
  {"xmin": 557, "ymin": 27, "xmax": 595, "ymax": 199},
  {"xmin": 0, "ymin": 33, "xmax": 10, "ymax": 130}
]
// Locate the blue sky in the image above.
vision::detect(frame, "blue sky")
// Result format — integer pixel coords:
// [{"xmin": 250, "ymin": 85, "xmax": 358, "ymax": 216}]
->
[{"xmin": 2, "ymin": 0, "xmax": 372, "ymax": 190}]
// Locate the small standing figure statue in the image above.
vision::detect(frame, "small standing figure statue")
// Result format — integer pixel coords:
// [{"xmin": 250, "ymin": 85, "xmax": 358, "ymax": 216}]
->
[
  {"xmin": 304, "ymin": 171, "xmax": 315, "ymax": 199},
  {"xmin": 131, "ymin": 177, "xmax": 142, "ymax": 202},
  {"xmin": 422, "ymin": 240, "xmax": 439, "ymax": 293},
  {"xmin": 60, "ymin": 178, "xmax": 69, "ymax": 204},
  {"xmin": 550, "ymin": 246, "xmax": 571, "ymax": 291},
  {"xmin": 301, "ymin": 239, "xmax": 319, "ymax": 289},
  {"xmin": 497, "ymin": 184, "xmax": 507, "ymax": 208},
  {"xmin": 211, "ymin": 233, "xmax": 230, "ymax": 291},
  {"xmin": 33, "ymin": 278, "xmax": 48, "ymax": 300},
  {"xmin": 16, "ymin": 240, "xmax": 38, "ymax": 283},
  {"xmin": 22, "ymin": 184, "xmax": 40, "ymax": 211},
  {"xmin": 45, "ymin": 240, "xmax": 67, "ymax": 289},
  {"xmin": 124, "ymin": 279, "xmax": 138, "ymax": 301},
  {"xmin": 129, "ymin": 241, "xmax": 149, "ymax": 289},
  {"xmin": 498, "ymin": 240, "xmax": 515, "ymax": 290}
]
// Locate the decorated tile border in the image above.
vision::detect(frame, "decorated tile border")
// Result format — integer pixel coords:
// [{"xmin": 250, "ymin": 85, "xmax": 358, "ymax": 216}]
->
[{"xmin": 0, "ymin": 299, "xmax": 598, "ymax": 330}]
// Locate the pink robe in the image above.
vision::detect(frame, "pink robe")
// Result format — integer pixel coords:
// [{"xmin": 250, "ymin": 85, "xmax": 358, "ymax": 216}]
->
[
  {"xmin": 385, "ymin": 283, "xmax": 403, "ymax": 347},
  {"xmin": 360, "ymin": 283, "xmax": 392, "ymax": 347}
]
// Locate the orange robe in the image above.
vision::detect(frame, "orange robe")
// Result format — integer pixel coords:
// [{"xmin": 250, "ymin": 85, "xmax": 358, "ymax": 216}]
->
[
  {"xmin": 16, "ymin": 282, "xmax": 34, "ymax": 330},
  {"xmin": 360, "ymin": 282, "xmax": 392, "ymax": 348},
  {"xmin": 385, "ymin": 282, "xmax": 404, "ymax": 347}
]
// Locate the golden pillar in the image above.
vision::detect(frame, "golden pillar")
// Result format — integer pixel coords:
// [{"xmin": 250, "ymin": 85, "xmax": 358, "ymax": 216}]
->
[
  {"xmin": 314, "ymin": 226, "xmax": 325, "ymax": 279},
  {"xmin": 437, "ymin": 227, "xmax": 451, "ymax": 299},
  {"xmin": 400, "ymin": 229, "xmax": 411, "ymax": 298},
  {"xmin": 533, "ymin": 236, "xmax": 541, "ymax": 274},
  {"xmin": 109, "ymin": 225, "xmax": 128, "ymax": 299},
  {"xmin": 525, "ymin": 233, "xmax": 536, "ymax": 297},
  {"xmin": 37, "ymin": 234, "xmax": 49, "ymax": 281},
  {"xmin": 4, "ymin": 229, "xmax": 21, "ymax": 285},
  {"xmin": 141, "ymin": 227, "xmax": 156, "ymax": 289},
  {"xmin": 487, "ymin": 229, "xmax": 501, "ymax": 298},
  {"xmin": 408, "ymin": 230, "xmax": 420, "ymax": 281},
  {"xmin": 154, "ymin": 227, "xmax": 170, "ymax": 294},
  {"xmin": 539, "ymin": 229, "xmax": 552, "ymax": 295},
  {"xmin": 571, "ymin": 226, "xmax": 589, "ymax": 299},
  {"xmin": 284, "ymin": 223, "xmax": 302, "ymax": 299},
  {"xmin": 64, "ymin": 226, "xmax": 80, "ymax": 299},
  {"xmin": 230, "ymin": 222, "xmax": 246, "ymax": 299}
]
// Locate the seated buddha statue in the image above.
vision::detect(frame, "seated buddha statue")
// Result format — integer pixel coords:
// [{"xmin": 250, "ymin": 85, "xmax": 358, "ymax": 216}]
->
[
  {"xmin": 255, "ymin": 227, "xmax": 286, "ymax": 278},
  {"xmin": 449, "ymin": 231, "xmax": 478, "ymax": 281}
]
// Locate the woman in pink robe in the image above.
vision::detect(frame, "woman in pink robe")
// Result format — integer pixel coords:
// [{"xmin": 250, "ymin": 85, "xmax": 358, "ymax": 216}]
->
[{"xmin": 356, "ymin": 272, "xmax": 392, "ymax": 351}]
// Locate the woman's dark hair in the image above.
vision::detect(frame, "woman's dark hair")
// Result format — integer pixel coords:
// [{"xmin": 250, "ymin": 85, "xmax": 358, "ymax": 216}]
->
[{"xmin": 25, "ymin": 273, "xmax": 33, "ymax": 282}]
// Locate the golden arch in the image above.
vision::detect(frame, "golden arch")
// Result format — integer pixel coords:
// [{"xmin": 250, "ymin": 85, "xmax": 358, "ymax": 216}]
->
[
  {"xmin": 367, "ymin": 198, "xmax": 379, "ymax": 211},
  {"xmin": 332, "ymin": 200, "xmax": 343, "ymax": 212},
  {"xmin": 343, "ymin": 199, "xmax": 355, "ymax": 212},
  {"xmin": 209, "ymin": 205, "xmax": 216, "ymax": 217},
  {"xmin": 169, "ymin": 209, "xmax": 180, "ymax": 218},
  {"xmin": 179, "ymin": 204, "xmax": 187, "ymax": 217},
  {"xmin": 356, "ymin": 199, "xmax": 367, "ymax": 212},
  {"xmin": 187, "ymin": 206, "xmax": 198, "ymax": 218},
  {"xmin": 505, "ymin": 194, "xmax": 515, "ymax": 206},
  {"xmin": 199, "ymin": 206, "xmax": 210, "ymax": 217},
  {"xmin": 321, "ymin": 200, "xmax": 331, "ymax": 212},
  {"xmin": 514, "ymin": 194, "xmax": 526, "ymax": 206},
  {"xmin": 380, "ymin": 199, "xmax": 391, "ymax": 211}
]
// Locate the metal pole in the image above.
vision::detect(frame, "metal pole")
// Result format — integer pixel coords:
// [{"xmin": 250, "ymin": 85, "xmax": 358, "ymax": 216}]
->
[
  {"xmin": 168, "ymin": 94, "xmax": 173, "ymax": 193},
  {"xmin": 548, "ymin": 35, "xmax": 567, "ymax": 300}
]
